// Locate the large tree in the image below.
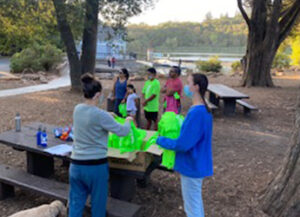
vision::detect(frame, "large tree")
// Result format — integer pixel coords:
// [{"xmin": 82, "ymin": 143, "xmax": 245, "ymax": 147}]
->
[
  {"xmin": 238, "ymin": 0, "xmax": 300, "ymax": 87},
  {"xmin": 52, "ymin": 0, "xmax": 155, "ymax": 90},
  {"xmin": 261, "ymin": 91, "xmax": 300, "ymax": 217}
]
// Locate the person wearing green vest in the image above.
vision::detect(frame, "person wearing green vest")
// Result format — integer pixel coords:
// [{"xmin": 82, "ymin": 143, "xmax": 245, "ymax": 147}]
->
[{"xmin": 142, "ymin": 67, "xmax": 161, "ymax": 130}]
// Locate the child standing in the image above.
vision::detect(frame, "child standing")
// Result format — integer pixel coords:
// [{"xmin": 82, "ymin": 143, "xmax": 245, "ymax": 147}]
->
[
  {"xmin": 126, "ymin": 84, "xmax": 138, "ymax": 124},
  {"xmin": 142, "ymin": 67, "xmax": 161, "ymax": 130}
]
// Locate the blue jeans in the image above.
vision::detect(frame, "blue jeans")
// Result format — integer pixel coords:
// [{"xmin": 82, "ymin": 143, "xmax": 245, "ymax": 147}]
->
[
  {"xmin": 181, "ymin": 175, "xmax": 204, "ymax": 217},
  {"xmin": 69, "ymin": 163, "xmax": 109, "ymax": 217}
]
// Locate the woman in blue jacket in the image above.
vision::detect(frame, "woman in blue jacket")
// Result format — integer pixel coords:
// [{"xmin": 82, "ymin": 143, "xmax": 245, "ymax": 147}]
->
[{"xmin": 156, "ymin": 73, "xmax": 213, "ymax": 217}]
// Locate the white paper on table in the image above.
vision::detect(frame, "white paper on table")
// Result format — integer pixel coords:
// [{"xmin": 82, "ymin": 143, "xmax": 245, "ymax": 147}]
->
[{"xmin": 44, "ymin": 144, "xmax": 73, "ymax": 156}]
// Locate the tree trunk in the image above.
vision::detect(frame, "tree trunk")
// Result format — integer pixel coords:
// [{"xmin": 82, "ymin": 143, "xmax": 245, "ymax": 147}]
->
[
  {"xmin": 261, "ymin": 91, "xmax": 300, "ymax": 217},
  {"xmin": 242, "ymin": 0, "xmax": 276, "ymax": 87},
  {"xmin": 242, "ymin": 41, "xmax": 276, "ymax": 87},
  {"xmin": 52, "ymin": 0, "xmax": 82, "ymax": 90},
  {"xmin": 80, "ymin": 0, "xmax": 99, "ymax": 74}
]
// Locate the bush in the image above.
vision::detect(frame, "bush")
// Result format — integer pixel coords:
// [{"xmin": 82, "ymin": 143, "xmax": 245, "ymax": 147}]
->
[
  {"xmin": 272, "ymin": 52, "xmax": 291, "ymax": 70},
  {"xmin": 10, "ymin": 44, "xmax": 63, "ymax": 73},
  {"xmin": 291, "ymin": 36, "xmax": 300, "ymax": 66},
  {"xmin": 196, "ymin": 56, "xmax": 222, "ymax": 73},
  {"xmin": 231, "ymin": 61, "xmax": 242, "ymax": 72}
]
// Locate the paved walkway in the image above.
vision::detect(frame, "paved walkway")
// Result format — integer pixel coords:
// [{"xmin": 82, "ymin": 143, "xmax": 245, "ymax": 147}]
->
[{"xmin": 0, "ymin": 63, "xmax": 70, "ymax": 98}]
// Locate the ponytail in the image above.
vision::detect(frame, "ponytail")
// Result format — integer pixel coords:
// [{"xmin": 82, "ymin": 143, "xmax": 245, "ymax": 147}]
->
[{"xmin": 192, "ymin": 73, "xmax": 211, "ymax": 113}]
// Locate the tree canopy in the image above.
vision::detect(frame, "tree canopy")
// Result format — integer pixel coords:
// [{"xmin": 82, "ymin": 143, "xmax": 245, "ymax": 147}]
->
[
  {"xmin": 127, "ymin": 14, "xmax": 248, "ymax": 54},
  {"xmin": 0, "ymin": 0, "xmax": 84, "ymax": 55}
]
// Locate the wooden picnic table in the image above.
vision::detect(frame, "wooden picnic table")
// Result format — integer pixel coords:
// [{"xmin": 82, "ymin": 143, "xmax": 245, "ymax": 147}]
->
[
  {"xmin": 0, "ymin": 122, "xmax": 162, "ymax": 201},
  {"xmin": 208, "ymin": 84, "xmax": 249, "ymax": 115}
]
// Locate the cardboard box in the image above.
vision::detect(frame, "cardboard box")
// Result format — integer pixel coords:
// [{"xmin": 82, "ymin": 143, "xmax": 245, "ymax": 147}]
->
[
  {"xmin": 108, "ymin": 130, "xmax": 163, "ymax": 172},
  {"xmin": 109, "ymin": 152, "xmax": 153, "ymax": 172}
]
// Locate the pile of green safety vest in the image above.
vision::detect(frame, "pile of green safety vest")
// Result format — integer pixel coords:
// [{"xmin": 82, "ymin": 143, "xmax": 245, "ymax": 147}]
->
[
  {"xmin": 158, "ymin": 112, "xmax": 184, "ymax": 169},
  {"xmin": 108, "ymin": 116, "xmax": 147, "ymax": 153},
  {"xmin": 118, "ymin": 103, "xmax": 127, "ymax": 118},
  {"xmin": 145, "ymin": 112, "xmax": 184, "ymax": 169},
  {"xmin": 108, "ymin": 114, "xmax": 184, "ymax": 169}
]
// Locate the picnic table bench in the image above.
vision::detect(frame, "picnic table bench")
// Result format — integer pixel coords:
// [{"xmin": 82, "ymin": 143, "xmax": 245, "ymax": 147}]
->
[
  {"xmin": 207, "ymin": 84, "xmax": 249, "ymax": 115},
  {"xmin": 236, "ymin": 99, "xmax": 258, "ymax": 115},
  {"xmin": 0, "ymin": 122, "xmax": 162, "ymax": 202},
  {"xmin": 0, "ymin": 164, "xmax": 141, "ymax": 217}
]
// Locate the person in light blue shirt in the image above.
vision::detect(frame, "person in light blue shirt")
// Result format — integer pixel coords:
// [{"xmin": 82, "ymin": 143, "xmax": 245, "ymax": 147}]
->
[
  {"xmin": 156, "ymin": 73, "xmax": 213, "ymax": 217},
  {"xmin": 69, "ymin": 73, "xmax": 132, "ymax": 217}
]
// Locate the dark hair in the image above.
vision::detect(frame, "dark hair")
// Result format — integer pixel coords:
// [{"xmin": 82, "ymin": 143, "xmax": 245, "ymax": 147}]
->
[
  {"xmin": 192, "ymin": 73, "xmax": 211, "ymax": 113},
  {"xmin": 121, "ymin": 68, "xmax": 129, "ymax": 80},
  {"xmin": 81, "ymin": 73, "xmax": 102, "ymax": 99},
  {"xmin": 147, "ymin": 67, "xmax": 157, "ymax": 75},
  {"xmin": 127, "ymin": 84, "xmax": 136, "ymax": 93},
  {"xmin": 171, "ymin": 66, "xmax": 181, "ymax": 76}
]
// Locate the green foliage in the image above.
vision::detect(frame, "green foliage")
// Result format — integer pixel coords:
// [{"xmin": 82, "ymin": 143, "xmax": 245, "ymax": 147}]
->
[
  {"xmin": 231, "ymin": 61, "xmax": 242, "ymax": 72},
  {"xmin": 100, "ymin": 0, "xmax": 155, "ymax": 27},
  {"xmin": 272, "ymin": 52, "xmax": 291, "ymax": 70},
  {"xmin": 10, "ymin": 44, "xmax": 63, "ymax": 73},
  {"xmin": 291, "ymin": 36, "xmax": 300, "ymax": 66},
  {"xmin": 196, "ymin": 56, "xmax": 222, "ymax": 73},
  {"xmin": 127, "ymin": 15, "xmax": 248, "ymax": 54},
  {"xmin": 0, "ymin": 0, "xmax": 84, "ymax": 55}
]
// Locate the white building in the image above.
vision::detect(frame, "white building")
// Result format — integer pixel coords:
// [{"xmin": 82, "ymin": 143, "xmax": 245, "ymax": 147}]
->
[{"xmin": 78, "ymin": 24, "xmax": 127, "ymax": 60}]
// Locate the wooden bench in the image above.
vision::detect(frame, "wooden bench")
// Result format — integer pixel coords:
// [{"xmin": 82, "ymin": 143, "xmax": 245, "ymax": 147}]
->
[
  {"xmin": 236, "ymin": 100, "xmax": 258, "ymax": 115},
  {"xmin": 0, "ymin": 164, "xmax": 141, "ymax": 217},
  {"xmin": 205, "ymin": 99, "xmax": 218, "ymax": 112}
]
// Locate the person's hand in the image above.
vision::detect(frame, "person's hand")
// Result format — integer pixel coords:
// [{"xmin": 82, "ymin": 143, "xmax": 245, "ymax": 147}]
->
[
  {"xmin": 121, "ymin": 99, "xmax": 126, "ymax": 104},
  {"xmin": 126, "ymin": 116, "xmax": 134, "ymax": 122},
  {"xmin": 166, "ymin": 88, "xmax": 174, "ymax": 96},
  {"xmin": 109, "ymin": 112, "xmax": 116, "ymax": 118},
  {"xmin": 142, "ymin": 101, "xmax": 148, "ymax": 107}
]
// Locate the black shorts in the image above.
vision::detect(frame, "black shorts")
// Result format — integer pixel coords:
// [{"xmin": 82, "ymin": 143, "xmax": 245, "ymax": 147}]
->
[{"xmin": 144, "ymin": 111, "xmax": 158, "ymax": 121}]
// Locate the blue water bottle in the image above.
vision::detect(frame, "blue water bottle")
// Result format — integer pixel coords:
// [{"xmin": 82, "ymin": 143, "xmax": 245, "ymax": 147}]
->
[
  {"xmin": 41, "ymin": 127, "xmax": 48, "ymax": 148},
  {"xmin": 36, "ymin": 126, "xmax": 42, "ymax": 146}
]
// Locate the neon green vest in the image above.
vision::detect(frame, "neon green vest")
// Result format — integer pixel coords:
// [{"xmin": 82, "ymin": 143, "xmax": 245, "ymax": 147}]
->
[
  {"xmin": 158, "ymin": 112, "xmax": 184, "ymax": 169},
  {"xmin": 108, "ymin": 116, "xmax": 147, "ymax": 153}
]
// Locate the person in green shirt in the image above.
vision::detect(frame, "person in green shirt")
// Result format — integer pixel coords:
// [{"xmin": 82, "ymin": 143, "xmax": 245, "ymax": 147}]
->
[{"xmin": 142, "ymin": 67, "xmax": 161, "ymax": 130}]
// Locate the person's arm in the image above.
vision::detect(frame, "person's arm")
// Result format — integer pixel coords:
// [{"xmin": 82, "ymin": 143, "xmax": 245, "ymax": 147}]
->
[
  {"xmin": 145, "ymin": 94, "xmax": 156, "ymax": 103},
  {"xmin": 111, "ymin": 76, "xmax": 118, "ymax": 99},
  {"xmin": 166, "ymin": 88, "xmax": 175, "ymax": 96},
  {"xmin": 99, "ymin": 111, "xmax": 131, "ymax": 137},
  {"xmin": 134, "ymin": 98, "xmax": 139, "ymax": 107},
  {"xmin": 156, "ymin": 111, "xmax": 202, "ymax": 152},
  {"xmin": 161, "ymin": 81, "xmax": 168, "ymax": 93},
  {"xmin": 122, "ymin": 91, "xmax": 129, "ymax": 103}
]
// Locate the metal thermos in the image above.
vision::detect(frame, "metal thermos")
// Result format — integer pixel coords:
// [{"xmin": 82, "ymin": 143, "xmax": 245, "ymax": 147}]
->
[{"xmin": 15, "ymin": 113, "xmax": 21, "ymax": 132}]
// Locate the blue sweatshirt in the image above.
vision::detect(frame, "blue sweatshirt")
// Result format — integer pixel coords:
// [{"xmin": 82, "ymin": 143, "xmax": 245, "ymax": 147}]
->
[{"xmin": 156, "ymin": 105, "xmax": 213, "ymax": 178}]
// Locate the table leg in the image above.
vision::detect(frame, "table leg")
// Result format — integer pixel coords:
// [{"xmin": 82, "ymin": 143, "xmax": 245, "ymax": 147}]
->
[
  {"xmin": 0, "ymin": 183, "xmax": 14, "ymax": 200},
  {"xmin": 110, "ymin": 173, "xmax": 136, "ymax": 202},
  {"xmin": 209, "ymin": 93, "xmax": 219, "ymax": 106},
  {"xmin": 223, "ymin": 99, "xmax": 236, "ymax": 116},
  {"xmin": 26, "ymin": 152, "xmax": 54, "ymax": 178},
  {"xmin": 137, "ymin": 156, "xmax": 161, "ymax": 188}
]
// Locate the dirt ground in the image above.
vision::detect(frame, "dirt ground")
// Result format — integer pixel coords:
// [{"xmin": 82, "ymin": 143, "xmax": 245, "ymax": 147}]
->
[{"xmin": 0, "ymin": 72, "xmax": 299, "ymax": 217}]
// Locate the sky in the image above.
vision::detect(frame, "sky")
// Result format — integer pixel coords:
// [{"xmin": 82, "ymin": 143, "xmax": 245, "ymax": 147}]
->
[{"xmin": 129, "ymin": 0, "xmax": 239, "ymax": 25}]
